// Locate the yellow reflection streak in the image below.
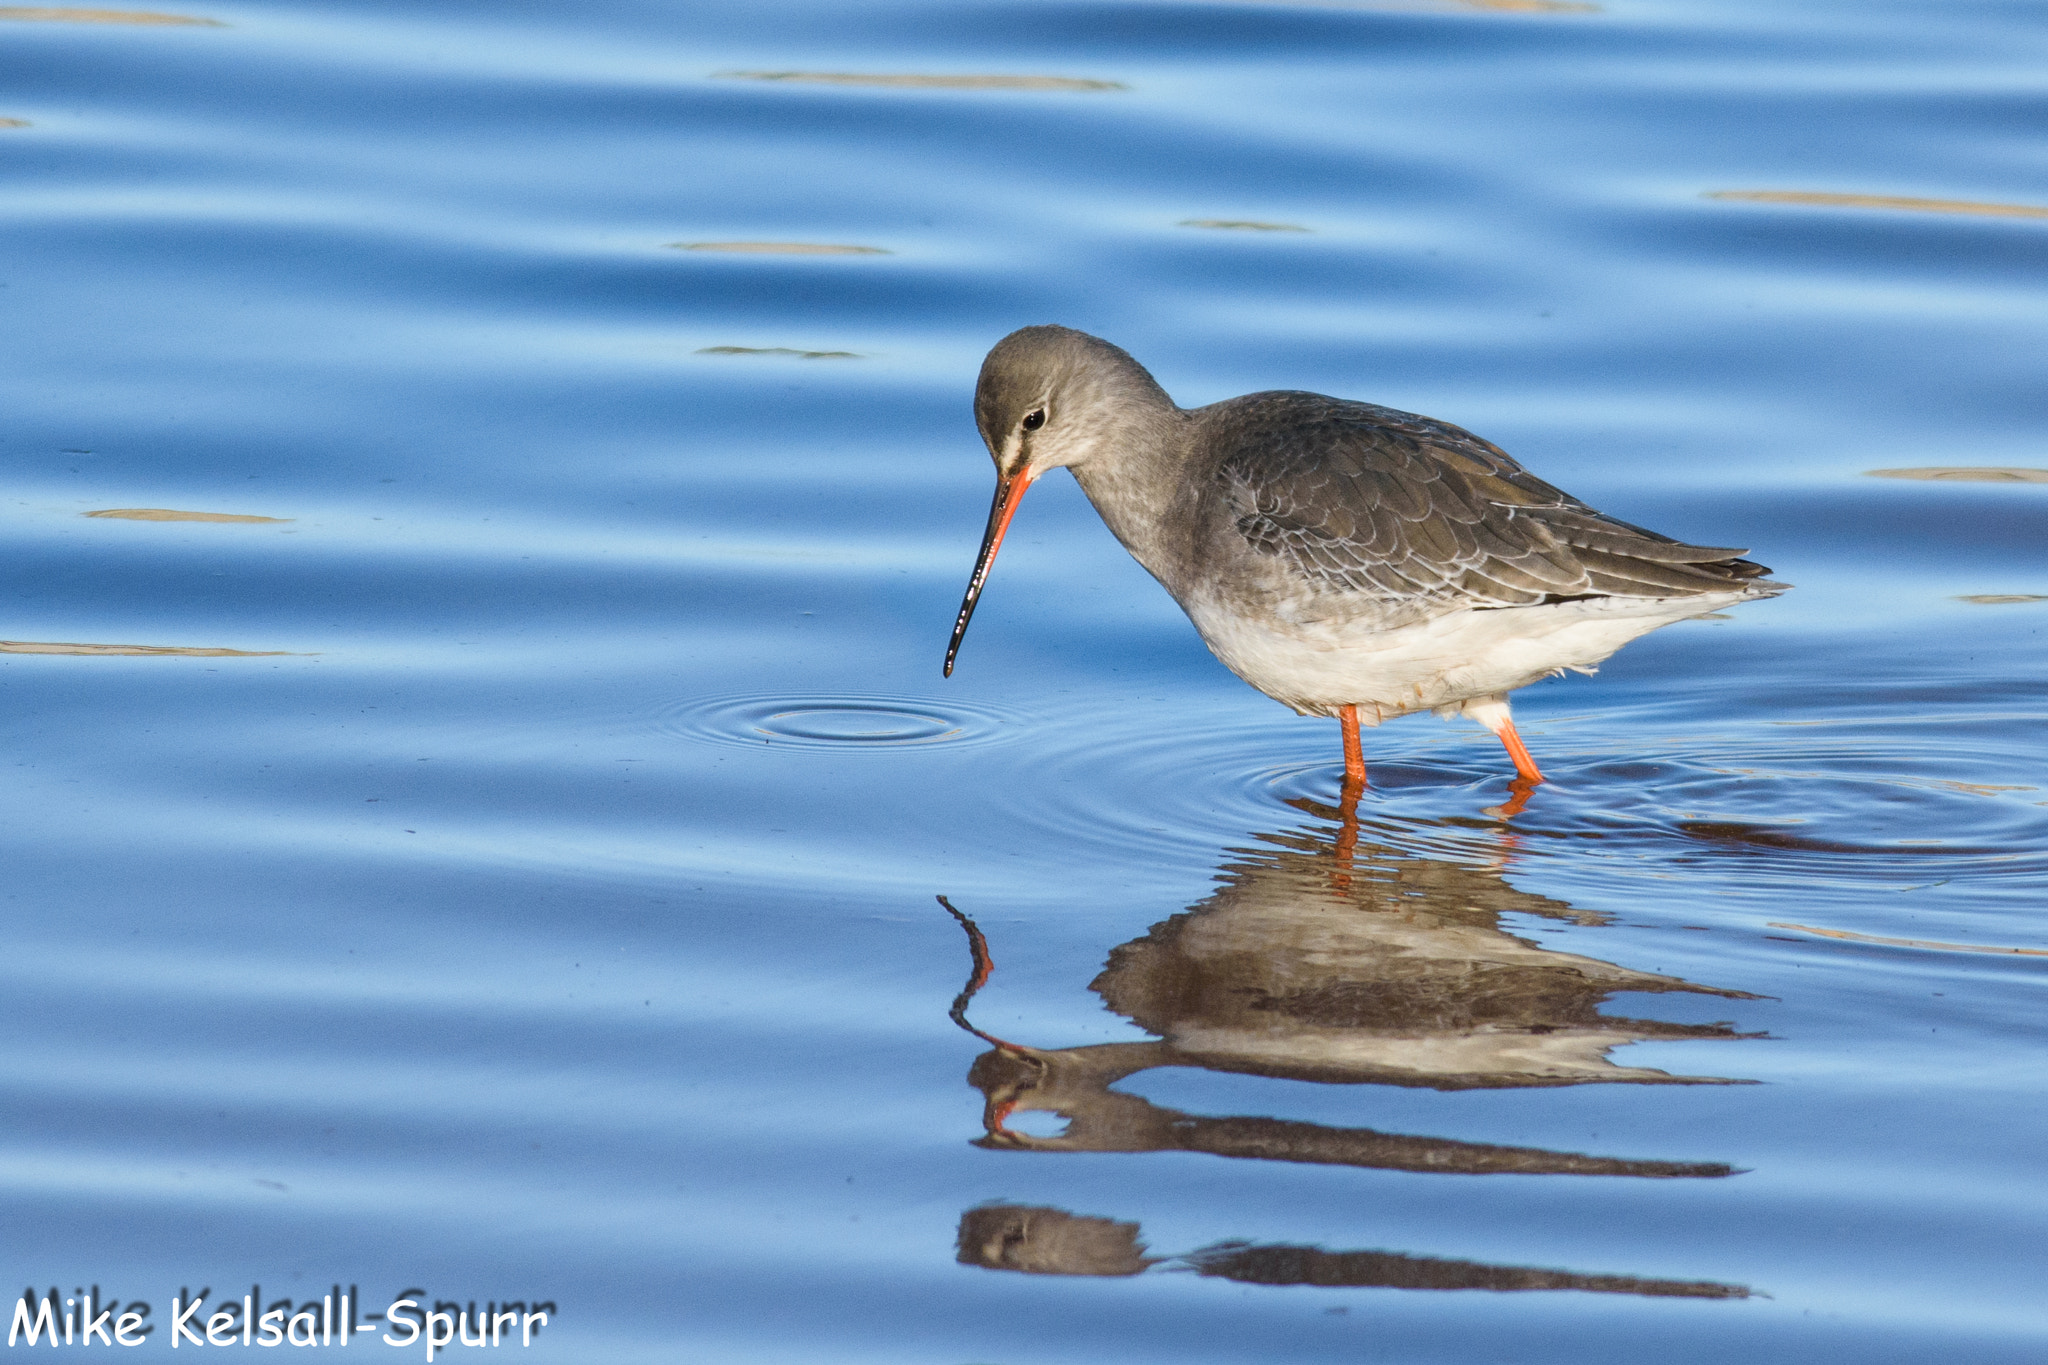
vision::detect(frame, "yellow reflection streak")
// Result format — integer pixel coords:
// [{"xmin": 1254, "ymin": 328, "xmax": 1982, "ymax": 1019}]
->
[
  {"xmin": 0, "ymin": 640, "xmax": 291, "ymax": 656},
  {"xmin": 1180, "ymin": 219, "xmax": 1311, "ymax": 232},
  {"xmin": 696, "ymin": 346, "xmax": 860, "ymax": 359},
  {"xmin": 0, "ymin": 7, "xmax": 222, "ymax": 23},
  {"xmin": 1771, "ymin": 923, "xmax": 2048, "ymax": 958},
  {"xmin": 1221, "ymin": 0, "xmax": 1597, "ymax": 11},
  {"xmin": 1865, "ymin": 467, "xmax": 2048, "ymax": 482},
  {"xmin": 667, "ymin": 241, "xmax": 890, "ymax": 255},
  {"xmin": 715, "ymin": 71, "xmax": 1127, "ymax": 92},
  {"xmin": 1709, "ymin": 190, "xmax": 2048, "ymax": 220},
  {"xmin": 1213, "ymin": 0, "xmax": 1597, "ymax": 10},
  {"xmin": 85, "ymin": 508, "xmax": 291, "ymax": 523}
]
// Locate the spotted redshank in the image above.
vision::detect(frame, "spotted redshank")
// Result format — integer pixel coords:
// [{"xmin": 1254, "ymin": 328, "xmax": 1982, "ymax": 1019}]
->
[{"xmin": 944, "ymin": 325, "xmax": 1785, "ymax": 790}]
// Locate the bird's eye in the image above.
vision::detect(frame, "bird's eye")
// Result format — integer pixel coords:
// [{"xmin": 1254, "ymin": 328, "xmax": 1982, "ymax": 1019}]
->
[{"xmin": 1021, "ymin": 409, "xmax": 1045, "ymax": 431}]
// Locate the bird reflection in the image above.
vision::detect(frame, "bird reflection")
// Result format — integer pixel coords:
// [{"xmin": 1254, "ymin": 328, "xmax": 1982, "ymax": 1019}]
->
[
  {"xmin": 941, "ymin": 788, "xmax": 1761, "ymax": 1297},
  {"xmin": 944, "ymin": 796, "xmax": 1757, "ymax": 1175},
  {"xmin": 955, "ymin": 1205, "xmax": 1747, "ymax": 1299}
]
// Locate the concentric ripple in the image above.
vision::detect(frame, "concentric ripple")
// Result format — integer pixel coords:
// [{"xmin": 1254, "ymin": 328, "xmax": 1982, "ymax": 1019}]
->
[
  {"xmin": 982, "ymin": 698, "xmax": 1524, "ymax": 864},
  {"xmin": 654, "ymin": 691, "xmax": 1025, "ymax": 752},
  {"xmin": 968, "ymin": 691, "xmax": 2048, "ymax": 914}
]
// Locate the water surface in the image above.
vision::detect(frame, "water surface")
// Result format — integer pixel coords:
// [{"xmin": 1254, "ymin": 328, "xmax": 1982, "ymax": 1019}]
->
[{"xmin": 3, "ymin": 0, "xmax": 2046, "ymax": 1360}]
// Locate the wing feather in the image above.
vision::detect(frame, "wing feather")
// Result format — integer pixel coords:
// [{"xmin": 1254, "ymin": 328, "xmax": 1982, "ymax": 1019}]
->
[{"xmin": 1210, "ymin": 392, "xmax": 1776, "ymax": 613}]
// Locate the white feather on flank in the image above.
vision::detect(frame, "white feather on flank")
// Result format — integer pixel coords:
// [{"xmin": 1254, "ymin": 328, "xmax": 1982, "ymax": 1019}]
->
[{"xmin": 1184, "ymin": 589, "xmax": 1760, "ymax": 724}]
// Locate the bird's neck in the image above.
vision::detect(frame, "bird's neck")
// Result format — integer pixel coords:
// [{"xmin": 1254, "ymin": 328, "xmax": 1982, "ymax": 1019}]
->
[{"xmin": 1068, "ymin": 404, "xmax": 1196, "ymax": 589}]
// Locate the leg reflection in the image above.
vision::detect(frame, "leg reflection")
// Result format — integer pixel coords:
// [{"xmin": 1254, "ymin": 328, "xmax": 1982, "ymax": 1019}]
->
[{"xmin": 1485, "ymin": 772, "xmax": 1541, "ymax": 820}]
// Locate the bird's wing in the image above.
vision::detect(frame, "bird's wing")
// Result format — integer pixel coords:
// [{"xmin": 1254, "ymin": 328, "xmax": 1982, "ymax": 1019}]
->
[{"xmin": 1212, "ymin": 394, "xmax": 1773, "ymax": 609}]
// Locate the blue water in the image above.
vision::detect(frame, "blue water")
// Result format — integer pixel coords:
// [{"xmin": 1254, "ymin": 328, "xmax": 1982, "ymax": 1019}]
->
[{"xmin": 4, "ymin": 0, "xmax": 2047, "ymax": 1360}]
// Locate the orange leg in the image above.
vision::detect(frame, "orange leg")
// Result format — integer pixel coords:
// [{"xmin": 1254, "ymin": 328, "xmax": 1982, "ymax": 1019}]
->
[
  {"xmin": 1494, "ymin": 716, "xmax": 1545, "ymax": 784},
  {"xmin": 1339, "ymin": 704, "xmax": 1366, "ymax": 788}
]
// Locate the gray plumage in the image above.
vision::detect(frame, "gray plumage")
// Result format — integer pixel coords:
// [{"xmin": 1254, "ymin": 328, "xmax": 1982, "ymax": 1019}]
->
[
  {"xmin": 949, "ymin": 325, "xmax": 1785, "ymax": 768},
  {"xmin": 1203, "ymin": 390, "xmax": 1774, "ymax": 626}
]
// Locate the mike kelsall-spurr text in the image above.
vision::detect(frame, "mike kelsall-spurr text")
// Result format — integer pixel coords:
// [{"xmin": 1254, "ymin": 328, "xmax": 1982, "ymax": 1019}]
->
[{"xmin": 12, "ymin": 1286, "xmax": 554, "ymax": 1353}]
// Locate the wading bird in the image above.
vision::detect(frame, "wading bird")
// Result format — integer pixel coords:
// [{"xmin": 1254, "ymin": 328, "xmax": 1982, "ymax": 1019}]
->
[{"xmin": 944, "ymin": 326, "xmax": 1783, "ymax": 791}]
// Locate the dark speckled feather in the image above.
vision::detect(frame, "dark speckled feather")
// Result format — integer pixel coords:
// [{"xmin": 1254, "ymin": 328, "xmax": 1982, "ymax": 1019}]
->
[{"xmin": 1204, "ymin": 392, "xmax": 1772, "ymax": 616}]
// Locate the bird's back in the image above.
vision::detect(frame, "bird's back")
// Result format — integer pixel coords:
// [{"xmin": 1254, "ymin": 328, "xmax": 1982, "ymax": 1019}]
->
[{"xmin": 1186, "ymin": 391, "xmax": 1781, "ymax": 629}]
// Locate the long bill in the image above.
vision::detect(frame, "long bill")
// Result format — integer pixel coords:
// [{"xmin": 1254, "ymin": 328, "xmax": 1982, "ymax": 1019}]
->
[{"xmin": 943, "ymin": 469, "xmax": 1036, "ymax": 677}]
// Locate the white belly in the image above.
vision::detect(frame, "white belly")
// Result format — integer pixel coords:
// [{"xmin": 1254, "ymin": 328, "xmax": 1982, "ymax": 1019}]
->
[{"xmin": 1183, "ymin": 591, "xmax": 1749, "ymax": 720}]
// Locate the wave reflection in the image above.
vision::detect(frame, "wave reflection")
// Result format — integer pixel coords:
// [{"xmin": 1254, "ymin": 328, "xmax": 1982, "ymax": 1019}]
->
[
  {"xmin": 714, "ymin": 71, "xmax": 1127, "ymax": 92},
  {"xmin": 0, "ymin": 6, "xmax": 221, "ymax": 23}
]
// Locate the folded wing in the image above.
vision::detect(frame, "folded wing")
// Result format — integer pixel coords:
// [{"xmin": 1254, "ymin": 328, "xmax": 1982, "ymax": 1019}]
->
[{"xmin": 1212, "ymin": 393, "xmax": 1776, "ymax": 610}]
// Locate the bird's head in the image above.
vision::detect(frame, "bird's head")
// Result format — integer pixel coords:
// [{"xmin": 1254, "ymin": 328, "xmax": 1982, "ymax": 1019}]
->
[{"xmin": 946, "ymin": 326, "xmax": 1173, "ymax": 676}]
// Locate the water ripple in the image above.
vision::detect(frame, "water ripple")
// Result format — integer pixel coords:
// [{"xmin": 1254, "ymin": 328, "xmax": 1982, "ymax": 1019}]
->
[
  {"xmin": 653, "ymin": 691, "xmax": 1025, "ymax": 752},
  {"xmin": 986, "ymin": 703, "xmax": 1515, "ymax": 861},
  {"xmin": 976, "ymin": 697, "xmax": 2048, "ymax": 891}
]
